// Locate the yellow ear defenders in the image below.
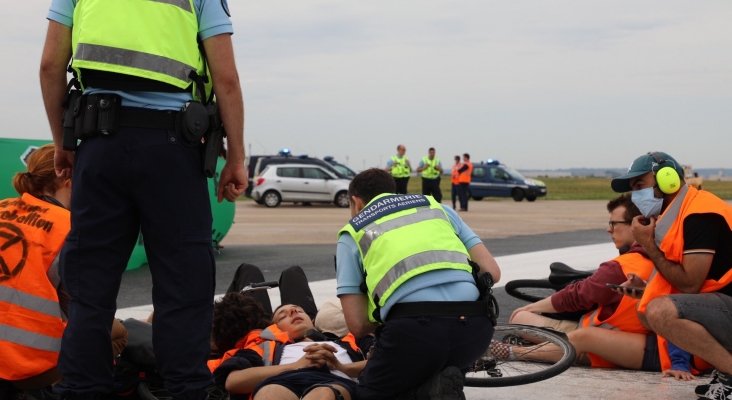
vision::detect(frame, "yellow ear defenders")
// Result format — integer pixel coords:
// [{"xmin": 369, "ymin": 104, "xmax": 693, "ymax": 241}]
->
[{"xmin": 649, "ymin": 152, "xmax": 681, "ymax": 194}]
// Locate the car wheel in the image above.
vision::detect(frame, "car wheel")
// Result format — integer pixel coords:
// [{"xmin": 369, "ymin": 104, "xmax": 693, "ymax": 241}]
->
[
  {"xmin": 511, "ymin": 188, "xmax": 525, "ymax": 202},
  {"xmin": 262, "ymin": 190, "xmax": 281, "ymax": 208},
  {"xmin": 334, "ymin": 191, "xmax": 349, "ymax": 208},
  {"xmin": 472, "ymin": 196, "xmax": 484, "ymax": 201},
  {"xmin": 526, "ymin": 195, "xmax": 537, "ymax": 202}
]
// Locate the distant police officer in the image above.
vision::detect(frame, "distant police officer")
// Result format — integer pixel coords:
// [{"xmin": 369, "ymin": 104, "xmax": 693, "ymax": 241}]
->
[
  {"xmin": 417, "ymin": 147, "xmax": 443, "ymax": 202},
  {"xmin": 450, "ymin": 155, "xmax": 462, "ymax": 209},
  {"xmin": 40, "ymin": 1, "xmax": 247, "ymax": 399},
  {"xmin": 386, "ymin": 144, "xmax": 411, "ymax": 194},
  {"xmin": 457, "ymin": 153, "xmax": 473, "ymax": 211}
]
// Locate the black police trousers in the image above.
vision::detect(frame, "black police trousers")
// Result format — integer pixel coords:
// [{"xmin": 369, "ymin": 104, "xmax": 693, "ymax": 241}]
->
[{"xmin": 56, "ymin": 123, "xmax": 215, "ymax": 400}]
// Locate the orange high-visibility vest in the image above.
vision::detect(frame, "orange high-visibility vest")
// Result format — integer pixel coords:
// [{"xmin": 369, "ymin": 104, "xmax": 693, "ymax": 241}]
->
[
  {"xmin": 451, "ymin": 163, "xmax": 462, "ymax": 185},
  {"xmin": 0, "ymin": 193, "xmax": 69, "ymax": 380},
  {"xmin": 579, "ymin": 251, "xmax": 654, "ymax": 368},
  {"xmin": 637, "ymin": 185, "xmax": 732, "ymax": 372},
  {"xmin": 457, "ymin": 162, "xmax": 473, "ymax": 184}
]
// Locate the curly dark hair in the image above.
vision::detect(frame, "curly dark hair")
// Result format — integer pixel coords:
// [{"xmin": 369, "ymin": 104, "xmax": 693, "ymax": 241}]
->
[
  {"xmin": 212, "ymin": 293, "xmax": 270, "ymax": 353},
  {"xmin": 348, "ymin": 168, "xmax": 397, "ymax": 204},
  {"xmin": 606, "ymin": 193, "xmax": 641, "ymax": 222}
]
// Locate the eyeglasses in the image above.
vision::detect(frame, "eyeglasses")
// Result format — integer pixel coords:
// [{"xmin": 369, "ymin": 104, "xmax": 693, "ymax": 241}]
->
[{"xmin": 608, "ymin": 220, "xmax": 630, "ymax": 230}]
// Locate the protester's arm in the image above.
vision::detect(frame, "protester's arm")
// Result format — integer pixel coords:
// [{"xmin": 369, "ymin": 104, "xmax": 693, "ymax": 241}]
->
[
  {"xmin": 303, "ymin": 343, "xmax": 367, "ymax": 378},
  {"xmin": 203, "ymin": 33, "xmax": 247, "ymax": 202},
  {"xmin": 662, "ymin": 341, "xmax": 694, "ymax": 381},
  {"xmin": 632, "ymin": 216, "xmax": 712, "ymax": 293},
  {"xmin": 509, "ymin": 296, "xmax": 558, "ymax": 322},
  {"xmin": 39, "ymin": 20, "xmax": 73, "ymax": 178}
]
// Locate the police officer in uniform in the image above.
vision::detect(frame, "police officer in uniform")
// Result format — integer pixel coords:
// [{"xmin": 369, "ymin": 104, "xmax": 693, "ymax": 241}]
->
[
  {"xmin": 417, "ymin": 147, "xmax": 443, "ymax": 202},
  {"xmin": 385, "ymin": 144, "xmax": 411, "ymax": 194},
  {"xmin": 40, "ymin": 1, "xmax": 247, "ymax": 399},
  {"xmin": 336, "ymin": 168, "xmax": 501, "ymax": 399}
]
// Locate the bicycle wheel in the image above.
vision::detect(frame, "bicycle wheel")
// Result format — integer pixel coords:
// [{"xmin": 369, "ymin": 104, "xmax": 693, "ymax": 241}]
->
[
  {"xmin": 504, "ymin": 279, "xmax": 559, "ymax": 303},
  {"xmin": 465, "ymin": 324, "xmax": 575, "ymax": 387}
]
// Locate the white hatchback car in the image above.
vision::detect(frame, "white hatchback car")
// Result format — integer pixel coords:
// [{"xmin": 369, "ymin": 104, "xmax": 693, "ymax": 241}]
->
[{"xmin": 251, "ymin": 164, "xmax": 351, "ymax": 208}]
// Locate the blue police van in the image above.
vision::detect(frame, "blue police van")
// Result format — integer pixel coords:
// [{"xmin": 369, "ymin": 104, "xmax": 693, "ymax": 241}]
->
[{"xmin": 469, "ymin": 160, "xmax": 547, "ymax": 202}]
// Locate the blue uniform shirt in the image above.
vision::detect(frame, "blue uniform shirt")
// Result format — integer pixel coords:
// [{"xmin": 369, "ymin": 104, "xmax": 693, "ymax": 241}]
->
[
  {"xmin": 336, "ymin": 205, "xmax": 482, "ymax": 321},
  {"xmin": 47, "ymin": 0, "xmax": 233, "ymax": 110}
]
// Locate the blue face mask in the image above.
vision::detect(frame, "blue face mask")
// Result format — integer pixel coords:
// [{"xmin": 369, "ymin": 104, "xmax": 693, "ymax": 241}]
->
[{"xmin": 631, "ymin": 187, "xmax": 663, "ymax": 218}]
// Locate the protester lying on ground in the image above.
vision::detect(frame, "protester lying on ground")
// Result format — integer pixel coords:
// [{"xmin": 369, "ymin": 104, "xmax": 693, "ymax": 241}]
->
[
  {"xmin": 221, "ymin": 304, "xmax": 366, "ymax": 400},
  {"xmin": 0, "ymin": 145, "xmax": 129, "ymax": 398},
  {"xmin": 609, "ymin": 151, "xmax": 732, "ymax": 399},
  {"xmin": 505, "ymin": 194, "xmax": 692, "ymax": 378}
]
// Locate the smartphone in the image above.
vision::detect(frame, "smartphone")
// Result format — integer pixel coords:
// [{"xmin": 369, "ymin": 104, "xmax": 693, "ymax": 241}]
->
[{"xmin": 605, "ymin": 283, "xmax": 645, "ymax": 295}]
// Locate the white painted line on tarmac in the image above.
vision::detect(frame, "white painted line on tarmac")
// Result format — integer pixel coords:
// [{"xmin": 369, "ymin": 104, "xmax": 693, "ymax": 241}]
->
[{"xmin": 115, "ymin": 243, "xmax": 617, "ymax": 321}]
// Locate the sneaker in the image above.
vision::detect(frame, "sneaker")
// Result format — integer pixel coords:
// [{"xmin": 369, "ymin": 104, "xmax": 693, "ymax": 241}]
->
[
  {"xmin": 415, "ymin": 366, "xmax": 465, "ymax": 400},
  {"xmin": 697, "ymin": 370, "xmax": 721, "ymax": 397},
  {"xmin": 699, "ymin": 371, "xmax": 732, "ymax": 400}
]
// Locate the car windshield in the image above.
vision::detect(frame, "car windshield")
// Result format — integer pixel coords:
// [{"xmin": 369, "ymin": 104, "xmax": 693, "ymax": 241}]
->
[
  {"xmin": 502, "ymin": 165, "xmax": 527, "ymax": 181},
  {"xmin": 333, "ymin": 164, "xmax": 356, "ymax": 178}
]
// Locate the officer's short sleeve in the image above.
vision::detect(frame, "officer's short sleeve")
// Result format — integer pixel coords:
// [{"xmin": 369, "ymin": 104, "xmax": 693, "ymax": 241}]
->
[
  {"xmin": 443, "ymin": 206, "xmax": 482, "ymax": 249},
  {"xmin": 198, "ymin": 0, "xmax": 234, "ymax": 40},
  {"xmin": 48, "ymin": 0, "xmax": 75, "ymax": 27},
  {"xmin": 336, "ymin": 234, "xmax": 365, "ymax": 296}
]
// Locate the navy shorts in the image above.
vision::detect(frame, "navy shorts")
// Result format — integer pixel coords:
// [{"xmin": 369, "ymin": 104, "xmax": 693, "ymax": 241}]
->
[
  {"xmin": 641, "ymin": 334, "xmax": 661, "ymax": 372},
  {"xmin": 253, "ymin": 368, "xmax": 356, "ymax": 397}
]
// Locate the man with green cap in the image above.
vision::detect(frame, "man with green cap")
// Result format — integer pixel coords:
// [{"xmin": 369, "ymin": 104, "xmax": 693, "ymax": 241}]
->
[{"xmin": 610, "ymin": 151, "xmax": 732, "ymax": 400}]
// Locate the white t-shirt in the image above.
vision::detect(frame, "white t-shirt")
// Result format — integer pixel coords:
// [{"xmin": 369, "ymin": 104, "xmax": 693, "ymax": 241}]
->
[{"xmin": 279, "ymin": 341, "xmax": 356, "ymax": 381}]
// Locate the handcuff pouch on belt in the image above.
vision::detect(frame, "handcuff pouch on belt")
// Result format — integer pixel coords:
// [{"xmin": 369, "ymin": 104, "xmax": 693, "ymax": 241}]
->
[
  {"xmin": 470, "ymin": 259, "xmax": 499, "ymax": 326},
  {"xmin": 62, "ymin": 92, "xmax": 121, "ymax": 151}
]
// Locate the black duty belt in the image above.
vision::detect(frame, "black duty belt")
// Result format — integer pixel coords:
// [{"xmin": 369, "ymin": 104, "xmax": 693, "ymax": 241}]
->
[
  {"xmin": 119, "ymin": 106, "xmax": 178, "ymax": 130},
  {"xmin": 386, "ymin": 301, "xmax": 488, "ymax": 321}
]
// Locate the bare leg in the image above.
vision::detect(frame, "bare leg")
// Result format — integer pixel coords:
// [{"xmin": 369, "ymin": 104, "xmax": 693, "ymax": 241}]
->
[
  {"xmin": 646, "ymin": 297, "xmax": 732, "ymax": 374},
  {"xmin": 505, "ymin": 326, "xmax": 646, "ymax": 369},
  {"xmin": 510, "ymin": 310, "xmax": 578, "ymax": 333},
  {"xmin": 254, "ymin": 384, "xmax": 299, "ymax": 400}
]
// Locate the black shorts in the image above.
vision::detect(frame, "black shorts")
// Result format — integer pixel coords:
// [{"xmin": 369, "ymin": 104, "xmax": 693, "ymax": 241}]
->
[
  {"xmin": 253, "ymin": 368, "xmax": 356, "ymax": 397},
  {"xmin": 641, "ymin": 334, "xmax": 661, "ymax": 372}
]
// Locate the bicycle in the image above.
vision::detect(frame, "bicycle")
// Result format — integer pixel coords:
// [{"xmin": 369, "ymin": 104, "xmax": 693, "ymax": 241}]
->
[{"xmin": 464, "ymin": 324, "xmax": 575, "ymax": 387}]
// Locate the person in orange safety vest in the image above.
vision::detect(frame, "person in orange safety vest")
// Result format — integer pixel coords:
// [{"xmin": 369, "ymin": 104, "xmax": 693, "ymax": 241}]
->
[{"xmin": 611, "ymin": 151, "xmax": 732, "ymax": 399}]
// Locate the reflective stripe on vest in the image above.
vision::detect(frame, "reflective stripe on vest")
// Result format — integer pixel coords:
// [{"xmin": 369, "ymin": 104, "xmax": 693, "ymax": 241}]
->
[
  {"xmin": 0, "ymin": 286, "xmax": 62, "ymax": 319},
  {"xmin": 0, "ymin": 323, "xmax": 61, "ymax": 353},
  {"xmin": 358, "ymin": 208, "xmax": 448, "ymax": 257},
  {"xmin": 390, "ymin": 156, "xmax": 410, "ymax": 178},
  {"xmin": 75, "ymin": 43, "xmax": 196, "ymax": 87},
  {"xmin": 421, "ymin": 157, "xmax": 440, "ymax": 179},
  {"xmin": 71, "ymin": 0, "xmax": 207, "ymax": 97},
  {"xmin": 373, "ymin": 250, "xmax": 469, "ymax": 301}
]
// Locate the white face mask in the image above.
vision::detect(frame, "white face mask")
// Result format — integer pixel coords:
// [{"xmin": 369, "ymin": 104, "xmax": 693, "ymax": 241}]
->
[{"xmin": 631, "ymin": 187, "xmax": 663, "ymax": 218}]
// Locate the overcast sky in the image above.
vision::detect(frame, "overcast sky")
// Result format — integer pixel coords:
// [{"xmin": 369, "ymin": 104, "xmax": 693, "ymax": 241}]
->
[{"xmin": 5, "ymin": 1, "xmax": 732, "ymax": 170}]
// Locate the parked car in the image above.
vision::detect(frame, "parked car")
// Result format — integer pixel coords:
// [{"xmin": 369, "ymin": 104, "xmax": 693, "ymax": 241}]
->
[
  {"xmin": 469, "ymin": 160, "xmax": 547, "ymax": 202},
  {"xmin": 245, "ymin": 154, "xmax": 349, "ymax": 198},
  {"xmin": 251, "ymin": 164, "xmax": 350, "ymax": 208},
  {"xmin": 323, "ymin": 156, "xmax": 357, "ymax": 178}
]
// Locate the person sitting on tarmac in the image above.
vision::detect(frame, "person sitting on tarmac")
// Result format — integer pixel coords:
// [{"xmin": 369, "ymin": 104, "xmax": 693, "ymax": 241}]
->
[
  {"xmin": 0, "ymin": 144, "xmax": 127, "ymax": 398},
  {"xmin": 506, "ymin": 194, "xmax": 693, "ymax": 378},
  {"xmin": 218, "ymin": 303, "xmax": 366, "ymax": 400}
]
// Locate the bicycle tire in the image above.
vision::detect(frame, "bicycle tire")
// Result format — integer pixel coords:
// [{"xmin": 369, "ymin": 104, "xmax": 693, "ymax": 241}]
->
[
  {"xmin": 504, "ymin": 279, "xmax": 560, "ymax": 303},
  {"xmin": 465, "ymin": 324, "xmax": 575, "ymax": 387}
]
